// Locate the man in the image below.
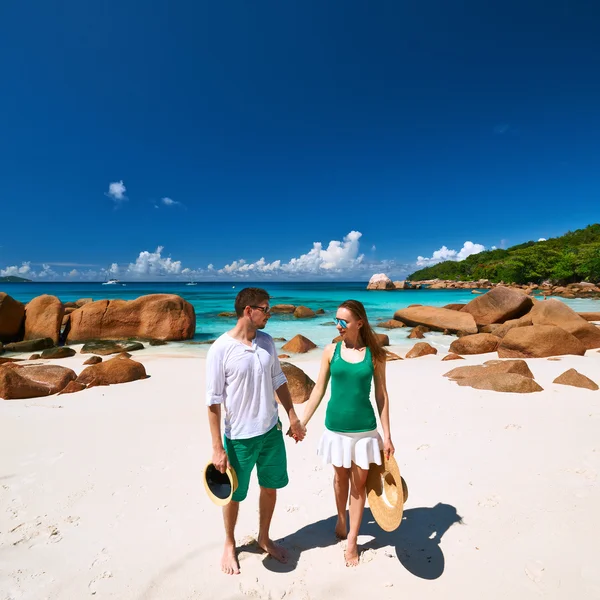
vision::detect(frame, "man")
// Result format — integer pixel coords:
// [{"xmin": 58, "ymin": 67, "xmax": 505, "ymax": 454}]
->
[{"xmin": 206, "ymin": 287, "xmax": 306, "ymax": 575}]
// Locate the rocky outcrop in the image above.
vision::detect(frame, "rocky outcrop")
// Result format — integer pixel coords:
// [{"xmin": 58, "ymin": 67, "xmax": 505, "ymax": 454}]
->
[
  {"xmin": 67, "ymin": 294, "xmax": 195, "ymax": 342},
  {"xmin": 393, "ymin": 306, "xmax": 477, "ymax": 334},
  {"xmin": 23, "ymin": 295, "xmax": 64, "ymax": 345},
  {"xmin": 553, "ymin": 369, "xmax": 598, "ymax": 391},
  {"xmin": 80, "ymin": 341, "xmax": 145, "ymax": 356},
  {"xmin": 58, "ymin": 381, "xmax": 87, "ymax": 395},
  {"xmin": 491, "ymin": 314, "xmax": 533, "ymax": 339},
  {"xmin": 376, "ymin": 320, "xmax": 405, "ymax": 329},
  {"xmin": 83, "ymin": 356, "xmax": 103, "ymax": 365},
  {"xmin": 529, "ymin": 299, "xmax": 600, "ymax": 349},
  {"xmin": 406, "ymin": 342, "xmax": 437, "ymax": 358},
  {"xmin": 270, "ymin": 305, "xmax": 296, "ymax": 314},
  {"xmin": 408, "ymin": 326, "xmax": 428, "ymax": 339},
  {"xmin": 449, "ymin": 333, "xmax": 500, "ymax": 355},
  {"xmin": 367, "ymin": 274, "xmax": 396, "ymax": 290},
  {"xmin": 0, "ymin": 364, "xmax": 77, "ymax": 399},
  {"xmin": 578, "ymin": 312, "xmax": 600, "ymax": 321},
  {"xmin": 442, "ymin": 353, "xmax": 464, "ymax": 361},
  {"xmin": 445, "ymin": 359, "xmax": 534, "ymax": 380},
  {"xmin": 460, "ymin": 286, "xmax": 533, "ymax": 326},
  {"xmin": 0, "ymin": 293, "xmax": 25, "ymax": 343},
  {"xmin": 498, "ymin": 325, "xmax": 586, "ymax": 358},
  {"xmin": 455, "ymin": 372, "xmax": 543, "ymax": 393},
  {"xmin": 2, "ymin": 338, "xmax": 55, "ymax": 353},
  {"xmin": 293, "ymin": 306, "xmax": 316, "ymax": 319},
  {"xmin": 40, "ymin": 347, "xmax": 77, "ymax": 359},
  {"xmin": 279, "ymin": 362, "xmax": 315, "ymax": 404},
  {"xmin": 76, "ymin": 356, "xmax": 147, "ymax": 387},
  {"xmin": 281, "ymin": 335, "xmax": 317, "ymax": 353}
]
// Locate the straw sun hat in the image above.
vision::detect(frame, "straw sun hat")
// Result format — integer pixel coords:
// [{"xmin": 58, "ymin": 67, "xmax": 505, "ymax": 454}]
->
[
  {"xmin": 203, "ymin": 461, "xmax": 238, "ymax": 506},
  {"xmin": 366, "ymin": 451, "xmax": 408, "ymax": 532}
]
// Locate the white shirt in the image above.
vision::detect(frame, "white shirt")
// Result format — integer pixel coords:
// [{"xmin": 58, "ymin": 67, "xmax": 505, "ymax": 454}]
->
[{"xmin": 206, "ymin": 331, "xmax": 287, "ymax": 440}]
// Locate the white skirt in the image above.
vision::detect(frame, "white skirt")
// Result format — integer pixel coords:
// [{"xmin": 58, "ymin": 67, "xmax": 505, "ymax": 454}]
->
[{"xmin": 317, "ymin": 428, "xmax": 383, "ymax": 470}]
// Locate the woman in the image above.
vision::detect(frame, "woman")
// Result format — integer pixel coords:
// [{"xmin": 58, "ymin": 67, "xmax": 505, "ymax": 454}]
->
[{"xmin": 299, "ymin": 299, "xmax": 394, "ymax": 567}]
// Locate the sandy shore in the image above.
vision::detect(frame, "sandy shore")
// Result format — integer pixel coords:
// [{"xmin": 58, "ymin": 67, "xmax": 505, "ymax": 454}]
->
[{"xmin": 1, "ymin": 347, "xmax": 600, "ymax": 599}]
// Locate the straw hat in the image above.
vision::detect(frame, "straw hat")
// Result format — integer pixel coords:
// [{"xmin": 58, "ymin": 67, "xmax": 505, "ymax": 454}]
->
[
  {"xmin": 366, "ymin": 451, "xmax": 408, "ymax": 532},
  {"xmin": 203, "ymin": 461, "xmax": 238, "ymax": 506}
]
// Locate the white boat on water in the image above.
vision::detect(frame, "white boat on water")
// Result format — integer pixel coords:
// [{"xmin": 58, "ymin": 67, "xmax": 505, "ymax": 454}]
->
[
  {"xmin": 102, "ymin": 279, "xmax": 121, "ymax": 285},
  {"xmin": 186, "ymin": 281, "xmax": 197, "ymax": 286}
]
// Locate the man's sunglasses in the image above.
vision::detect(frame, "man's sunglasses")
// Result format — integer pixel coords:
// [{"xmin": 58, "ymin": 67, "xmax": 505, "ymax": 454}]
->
[
  {"xmin": 250, "ymin": 305, "xmax": 271, "ymax": 314},
  {"xmin": 334, "ymin": 317, "xmax": 348, "ymax": 329}
]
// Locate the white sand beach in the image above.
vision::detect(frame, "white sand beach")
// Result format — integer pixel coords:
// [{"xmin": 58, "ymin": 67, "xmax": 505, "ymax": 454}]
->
[{"xmin": 2, "ymin": 347, "xmax": 600, "ymax": 599}]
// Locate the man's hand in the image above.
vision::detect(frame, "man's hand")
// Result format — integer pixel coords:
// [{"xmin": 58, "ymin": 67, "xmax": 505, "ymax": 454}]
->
[
  {"xmin": 212, "ymin": 446, "xmax": 229, "ymax": 474},
  {"xmin": 383, "ymin": 438, "xmax": 395, "ymax": 460},
  {"xmin": 287, "ymin": 417, "xmax": 306, "ymax": 443}
]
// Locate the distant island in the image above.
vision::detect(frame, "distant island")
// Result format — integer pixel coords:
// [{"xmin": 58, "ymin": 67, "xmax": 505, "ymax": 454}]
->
[
  {"xmin": 0, "ymin": 275, "xmax": 33, "ymax": 283},
  {"xmin": 408, "ymin": 224, "xmax": 600, "ymax": 285}
]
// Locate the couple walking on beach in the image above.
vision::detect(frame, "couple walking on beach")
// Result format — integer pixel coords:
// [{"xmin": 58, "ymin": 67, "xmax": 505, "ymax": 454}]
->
[{"xmin": 206, "ymin": 287, "xmax": 395, "ymax": 574}]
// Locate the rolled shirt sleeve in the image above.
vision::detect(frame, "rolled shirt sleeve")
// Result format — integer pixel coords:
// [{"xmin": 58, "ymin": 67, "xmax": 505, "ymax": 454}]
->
[
  {"xmin": 270, "ymin": 339, "xmax": 287, "ymax": 390},
  {"xmin": 206, "ymin": 343, "xmax": 226, "ymax": 405}
]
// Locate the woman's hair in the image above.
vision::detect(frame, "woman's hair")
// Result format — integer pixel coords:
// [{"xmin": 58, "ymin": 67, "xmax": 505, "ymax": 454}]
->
[{"xmin": 338, "ymin": 299, "xmax": 387, "ymax": 366}]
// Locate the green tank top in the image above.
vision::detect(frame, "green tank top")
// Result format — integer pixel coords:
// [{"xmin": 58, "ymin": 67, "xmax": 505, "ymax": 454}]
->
[{"xmin": 325, "ymin": 342, "xmax": 377, "ymax": 433}]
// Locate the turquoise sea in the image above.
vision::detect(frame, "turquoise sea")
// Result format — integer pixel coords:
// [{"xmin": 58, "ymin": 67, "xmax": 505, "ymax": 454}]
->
[{"xmin": 3, "ymin": 282, "xmax": 599, "ymax": 352}]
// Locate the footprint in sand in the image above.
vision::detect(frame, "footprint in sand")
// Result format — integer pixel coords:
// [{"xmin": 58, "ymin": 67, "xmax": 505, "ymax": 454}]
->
[
  {"xmin": 90, "ymin": 548, "xmax": 110, "ymax": 569},
  {"xmin": 504, "ymin": 424, "xmax": 522, "ymax": 430},
  {"xmin": 88, "ymin": 571, "xmax": 113, "ymax": 595},
  {"xmin": 286, "ymin": 504, "xmax": 299, "ymax": 513},
  {"xmin": 361, "ymin": 548, "xmax": 377, "ymax": 563},
  {"xmin": 417, "ymin": 444, "xmax": 430, "ymax": 451},
  {"xmin": 524, "ymin": 560, "xmax": 545, "ymax": 584},
  {"xmin": 478, "ymin": 496, "xmax": 500, "ymax": 508}
]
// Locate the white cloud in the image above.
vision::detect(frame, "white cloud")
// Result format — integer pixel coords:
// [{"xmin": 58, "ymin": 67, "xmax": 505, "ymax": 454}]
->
[
  {"xmin": 0, "ymin": 262, "xmax": 32, "ymax": 277},
  {"xmin": 416, "ymin": 241, "xmax": 486, "ymax": 267},
  {"xmin": 161, "ymin": 197, "xmax": 182, "ymax": 207},
  {"xmin": 36, "ymin": 264, "xmax": 58, "ymax": 279},
  {"xmin": 219, "ymin": 231, "xmax": 365, "ymax": 276},
  {"xmin": 68, "ymin": 269, "xmax": 79, "ymax": 277},
  {"xmin": 538, "ymin": 237, "xmax": 546, "ymax": 242},
  {"xmin": 126, "ymin": 246, "xmax": 182, "ymax": 276},
  {"xmin": 106, "ymin": 180, "xmax": 127, "ymax": 202}
]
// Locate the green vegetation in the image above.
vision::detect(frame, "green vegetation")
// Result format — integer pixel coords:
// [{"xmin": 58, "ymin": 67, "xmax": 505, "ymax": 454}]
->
[
  {"xmin": 0, "ymin": 275, "xmax": 33, "ymax": 283},
  {"xmin": 408, "ymin": 224, "xmax": 600, "ymax": 285}
]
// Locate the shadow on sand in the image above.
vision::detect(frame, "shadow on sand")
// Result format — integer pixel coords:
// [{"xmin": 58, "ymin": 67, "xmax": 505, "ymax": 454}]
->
[{"xmin": 261, "ymin": 502, "xmax": 463, "ymax": 580}]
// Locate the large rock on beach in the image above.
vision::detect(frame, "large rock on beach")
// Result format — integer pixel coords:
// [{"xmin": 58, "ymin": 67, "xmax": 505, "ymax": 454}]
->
[
  {"xmin": 460, "ymin": 286, "xmax": 533, "ymax": 326},
  {"xmin": 0, "ymin": 293, "xmax": 25, "ymax": 343},
  {"xmin": 455, "ymin": 372, "xmax": 543, "ymax": 393},
  {"xmin": 80, "ymin": 340, "xmax": 145, "ymax": 356},
  {"xmin": 376, "ymin": 320, "xmax": 405, "ymax": 329},
  {"xmin": 553, "ymin": 369, "xmax": 598, "ymax": 391},
  {"xmin": 279, "ymin": 362, "xmax": 315, "ymax": 404},
  {"xmin": 498, "ymin": 325, "xmax": 586, "ymax": 358},
  {"xmin": 83, "ymin": 356, "xmax": 103, "ymax": 365},
  {"xmin": 23, "ymin": 295, "xmax": 64, "ymax": 344},
  {"xmin": 270, "ymin": 304, "xmax": 296, "ymax": 314},
  {"xmin": 367, "ymin": 273, "xmax": 395, "ymax": 290},
  {"xmin": 406, "ymin": 342, "xmax": 437, "ymax": 358},
  {"xmin": 449, "ymin": 333, "xmax": 500, "ymax": 355},
  {"xmin": 393, "ymin": 306, "xmax": 477, "ymax": 334},
  {"xmin": 444, "ymin": 359, "xmax": 534, "ymax": 380},
  {"xmin": 76, "ymin": 356, "xmax": 147, "ymax": 387},
  {"xmin": 0, "ymin": 363, "xmax": 77, "ymax": 399},
  {"xmin": 442, "ymin": 353, "xmax": 464, "ymax": 361},
  {"xmin": 40, "ymin": 347, "xmax": 77, "ymax": 359},
  {"xmin": 67, "ymin": 294, "xmax": 195, "ymax": 342},
  {"xmin": 282, "ymin": 334, "xmax": 317, "ymax": 353},
  {"xmin": 492, "ymin": 314, "xmax": 533, "ymax": 339},
  {"xmin": 2, "ymin": 338, "xmax": 55, "ymax": 353},
  {"xmin": 293, "ymin": 306, "xmax": 316, "ymax": 319},
  {"xmin": 578, "ymin": 312, "xmax": 600, "ymax": 322},
  {"xmin": 529, "ymin": 299, "xmax": 600, "ymax": 349}
]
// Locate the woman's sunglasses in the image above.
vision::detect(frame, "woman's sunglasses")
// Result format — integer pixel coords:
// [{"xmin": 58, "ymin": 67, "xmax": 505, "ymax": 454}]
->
[{"xmin": 334, "ymin": 317, "xmax": 348, "ymax": 329}]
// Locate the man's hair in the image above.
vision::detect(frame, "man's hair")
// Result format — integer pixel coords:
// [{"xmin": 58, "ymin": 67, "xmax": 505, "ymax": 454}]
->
[{"xmin": 234, "ymin": 287, "xmax": 270, "ymax": 317}]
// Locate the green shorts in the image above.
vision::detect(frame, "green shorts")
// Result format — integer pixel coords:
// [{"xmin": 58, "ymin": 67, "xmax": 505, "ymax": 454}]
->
[{"xmin": 224, "ymin": 422, "xmax": 288, "ymax": 502}]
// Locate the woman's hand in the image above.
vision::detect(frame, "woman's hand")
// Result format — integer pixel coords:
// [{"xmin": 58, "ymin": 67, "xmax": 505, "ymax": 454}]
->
[{"xmin": 383, "ymin": 438, "xmax": 395, "ymax": 460}]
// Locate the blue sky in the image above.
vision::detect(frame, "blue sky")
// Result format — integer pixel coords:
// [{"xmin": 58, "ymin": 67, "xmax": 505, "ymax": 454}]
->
[{"xmin": 1, "ymin": 1, "xmax": 598, "ymax": 281}]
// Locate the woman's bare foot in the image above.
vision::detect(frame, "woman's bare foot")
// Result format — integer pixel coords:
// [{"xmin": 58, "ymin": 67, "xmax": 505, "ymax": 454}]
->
[
  {"xmin": 221, "ymin": 542, "xmax": 240, "ymax": 575},
  {"xmin": 257, "ymin": 536, "xmax": 288, "ymax": 563},
  {"xmin": 345, "ymin": 536, "xmax": 359, "ymax": 567},
  {"xmin": 335, "ymin": 516, "xmax": 347, "ymax": 540}
]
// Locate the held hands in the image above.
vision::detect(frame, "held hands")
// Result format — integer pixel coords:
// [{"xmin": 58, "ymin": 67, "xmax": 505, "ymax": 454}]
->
[
  {"xmin": 212, "ymin": 446, "xmax": 229, "ymax": 474},
  {"xmin": 286, "ymin": 417, "xmax": 307, "ymax": 444},
  {"xmin": 383, "ymin": 437, "xmax": 395, "ymax": 460}
]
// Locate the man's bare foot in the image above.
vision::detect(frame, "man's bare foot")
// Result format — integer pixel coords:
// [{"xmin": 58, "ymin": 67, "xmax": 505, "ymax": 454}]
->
[
  {"xmin": 335, "ymin": 517, "xmax": 347, "ymax": 540},
  {"xmin": 221, "ymin": 542, "xmax": 240, "ymax": 575},
  {"xmin": 257, "ymin": 536, "xmax": 288, "ymax": 563},
  {"xmin": 345, "ymin": 536, "xmax": 359, "ymax": 567}
]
